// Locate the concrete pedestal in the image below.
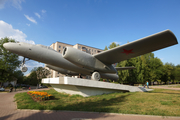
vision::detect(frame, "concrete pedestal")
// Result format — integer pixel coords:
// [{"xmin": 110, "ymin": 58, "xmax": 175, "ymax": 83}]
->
[{"xmin": 42, "ymin": 77, "xmax": 152, "ymax": 97}]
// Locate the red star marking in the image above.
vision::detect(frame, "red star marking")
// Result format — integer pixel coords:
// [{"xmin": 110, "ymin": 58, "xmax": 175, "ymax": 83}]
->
[{"xmin": 121, "ymin": 49, "xmax": 134, "ymax": 55}]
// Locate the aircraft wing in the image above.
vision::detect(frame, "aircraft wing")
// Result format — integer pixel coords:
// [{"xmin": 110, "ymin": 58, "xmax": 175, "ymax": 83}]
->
[{"xmin": 94, "ymin": 30, "xmax": 178, "ymax": 65}]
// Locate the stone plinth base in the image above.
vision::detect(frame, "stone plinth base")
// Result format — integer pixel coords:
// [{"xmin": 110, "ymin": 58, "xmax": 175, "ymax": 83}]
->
[{"xmin": 42, "ymin": 77, "xmax": 152, "ymax": 97}]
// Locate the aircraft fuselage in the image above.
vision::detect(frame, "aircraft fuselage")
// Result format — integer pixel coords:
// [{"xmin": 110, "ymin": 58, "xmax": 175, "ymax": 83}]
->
[{"xmin": 3, "ymin": 42, "xmax": 119, "ymax": 80}]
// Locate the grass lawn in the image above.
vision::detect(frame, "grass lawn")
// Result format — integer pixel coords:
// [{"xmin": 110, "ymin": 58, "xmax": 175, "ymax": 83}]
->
[{"xmin": 14, "ymin": 88, "xmax": 180, "ymax": 116}]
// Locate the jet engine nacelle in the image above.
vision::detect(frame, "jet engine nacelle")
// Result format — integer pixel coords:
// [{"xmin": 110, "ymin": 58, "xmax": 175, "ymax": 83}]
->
[{"xmin": 62, "ymin": 47, "xmax": 116, "ymax": 73}]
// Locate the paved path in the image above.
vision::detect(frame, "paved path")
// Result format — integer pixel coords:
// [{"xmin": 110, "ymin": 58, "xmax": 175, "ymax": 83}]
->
[{"xmin": 0, "ymin": 87, "xmax": 180, "ymax": 120}]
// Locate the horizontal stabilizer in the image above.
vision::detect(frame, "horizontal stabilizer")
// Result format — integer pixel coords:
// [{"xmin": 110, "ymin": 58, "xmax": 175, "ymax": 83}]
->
[{"xmin": 115, "ymin": 66, "xmax": 136, "ymax": 71}]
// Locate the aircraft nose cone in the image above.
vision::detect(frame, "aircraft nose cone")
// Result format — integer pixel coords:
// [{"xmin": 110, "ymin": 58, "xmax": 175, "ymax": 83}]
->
[
  {"xmin": 3, "ymin": 42, "xmax": 15, "ymax": 51},
  {"xmin": 3, "ymin": 42, "xmax": 26, "ymax": 56},
  {"xmin": 3, "ymin": 43, "xmax": 10, "ymax": 49}
]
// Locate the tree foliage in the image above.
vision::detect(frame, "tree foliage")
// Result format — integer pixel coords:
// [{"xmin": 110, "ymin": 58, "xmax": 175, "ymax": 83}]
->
[
  {"xmin": 36, "ymin": 67, "xmax": 50, "ymax": 82},
  {"xmin": 14, "ymin": 70, "xmax": 24, "ymax": 83},
  {"xmin": 174, "ymin": 66, "xmax": 180, "ymax": 82},
  {"xmin": 0, "ymin": 37, "xmax": 21, "ymax": 83},
  {"xmin": 108, "ymin": 42, "xmax": 120, "ymax": 49},
  {"xmin": 25, "ymin": 67, "xmax": 50, "ymax": 85}
]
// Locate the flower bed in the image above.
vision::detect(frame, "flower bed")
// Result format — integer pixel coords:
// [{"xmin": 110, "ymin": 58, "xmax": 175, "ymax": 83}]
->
[{"xmin": 27, "ymin": 91, "xmax": 52, "ymax": 101}]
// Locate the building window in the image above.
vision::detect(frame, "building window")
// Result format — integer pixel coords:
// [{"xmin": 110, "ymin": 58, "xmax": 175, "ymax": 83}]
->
[
  {"xmin": 82, "ymin": 47, "xmax": 87, "ymax": 52},
  {"xmin": 59, "ymin": 46, "xmax": 61, "ymax": 48},
  {"xmin": 92, "ymin": 49, "xmax": 93, "ymax": 52},
  {"xmin": 63, "ymin": 46, "xmax": 65, "ymax": 49},
  {"xmin": 94, "ymin": 50, "xmax": 96, "ymax": 52},
  {"xmin": 78, "ymin": 46, "xmax": 81, "ymax": 49},
  {"xmin": 58, "ymin": 72, "xmax": 59, "ymax": 74},
  {"xmin": 59, "ymin": 50, "xmax": 61, "ymax": 52}
]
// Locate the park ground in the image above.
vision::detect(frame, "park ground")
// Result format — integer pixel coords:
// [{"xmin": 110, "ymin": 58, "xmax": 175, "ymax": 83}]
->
[{"xmin": 0, "ymin": 85, "xmax": 180, "ymax": 120}]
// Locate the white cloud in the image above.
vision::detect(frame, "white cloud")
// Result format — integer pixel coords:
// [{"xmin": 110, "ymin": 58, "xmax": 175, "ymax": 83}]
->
[
  {"xmin": 0, "ymin": 0, "xmax": 24, "ymax": 10},
  {"xmin": 41, "ymin": 9, "xmax": 46, "ymax": 14},
  {"xmin": 160, "ymin": 58, "xmax": 164, "ymax": 61},
  {"xmin": 0, "ymin": 20, "xmax": 44, "ymax": 76},
  {"xmin": 24, "ymin": 14, "xmax": 37, "ymax": 24},
  {"xmin": 26, "ymin": 23, "xmax": 30, "ymax": 26},
  {"xmin": 35, "ymin": 12, "xmax": 41, "ymax": 18},
  {"xmin": 0, "ymin": 0, "xmax": 6, "ymax": 9},
  {"xmin": 26, "ymin": 61, "xmax": 44, "ymax": 68},
  {"xmin": 12, "ymin": 0, "xmax": 24, "ymax": 10},
  {"xmin": 0, "ymin": 20, "xmax": 35, "ymax": 44}
]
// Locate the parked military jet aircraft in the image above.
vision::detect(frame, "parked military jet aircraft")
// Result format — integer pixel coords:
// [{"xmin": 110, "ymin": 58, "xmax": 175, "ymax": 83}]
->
[{"xmin": 3, "ymin": 30, "xmax": 178, "ymax": 80}]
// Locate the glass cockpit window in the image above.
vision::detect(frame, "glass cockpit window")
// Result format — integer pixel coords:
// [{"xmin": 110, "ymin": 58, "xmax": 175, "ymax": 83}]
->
[
  {"xmin": 36, "ymin": 44, "xmax": 47, "ymax": 48},
  {"xmin": 36, "ymin": 44, "xmax": 57, "ymax": 52}
]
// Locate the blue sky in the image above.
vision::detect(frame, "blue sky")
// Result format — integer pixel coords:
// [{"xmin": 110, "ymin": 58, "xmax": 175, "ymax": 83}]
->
[{"xmin": 0, "ymin": 0, "xmax": 180, "ymax": 75}]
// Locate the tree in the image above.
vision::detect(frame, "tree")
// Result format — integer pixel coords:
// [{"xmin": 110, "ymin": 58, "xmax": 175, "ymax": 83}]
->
[
  {"xmin": 14, "ymin": 70, "xmax": 24, "ymax": 84},
  {"xmin": 117, "ymin": 60, "xmax": 129, "ymax": 84},
  {"xmin": 27, "ymin": 71, "xmax": 38, "ymax": 85},
  {"xmin": 104, "ymin": 46, "xmax": 108, "ymax": 51},
  {"xmin": 117, "ymin": 52, "xmax": 164, "ymax": 85},
  {"xmin": 26, "ymin": 67, "xmax": 50, "ymax": 86},
  {"xmin": 108, "ymin": 42, "xmax": 120, "ymax": 49},
  {"xmin": 150, "ymin": 58, "xmax": 164, "ymax": 83},
  {"xmin": 104, "ymin": 42, "xmax": 120, "ymax": 51},
  {"xmin": 174, "ymin": 65, "xmax": 180, "ymax": 82},
  {"xmin": 36, "ymin": 67, "xmax": 50, "ymax": 84},
  {"xmin": 0, "ymin": 37, "xmax": 21, "ymax": 83},
  {"xmin": 161, "ymin": 63, "xmax": 174, "ymax": 84},
  {"xmin": 176, "ymin": 64, "xmax": 180, "ymax": 68}
]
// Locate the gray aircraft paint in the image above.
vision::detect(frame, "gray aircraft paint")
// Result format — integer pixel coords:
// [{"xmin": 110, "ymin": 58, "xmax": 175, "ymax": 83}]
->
[{"xmin": 45, "ymin": 64, "xmax": 79, "ymax": 76}]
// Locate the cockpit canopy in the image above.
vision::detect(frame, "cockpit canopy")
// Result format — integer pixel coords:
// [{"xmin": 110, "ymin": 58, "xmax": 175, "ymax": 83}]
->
[
  {"xmin": 19, "ymin": 42, "xmax": 57, "ymax": 52},
  {"xmin": 36, "ymin": 44, "xmax": 57, "ymax": 52}
]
